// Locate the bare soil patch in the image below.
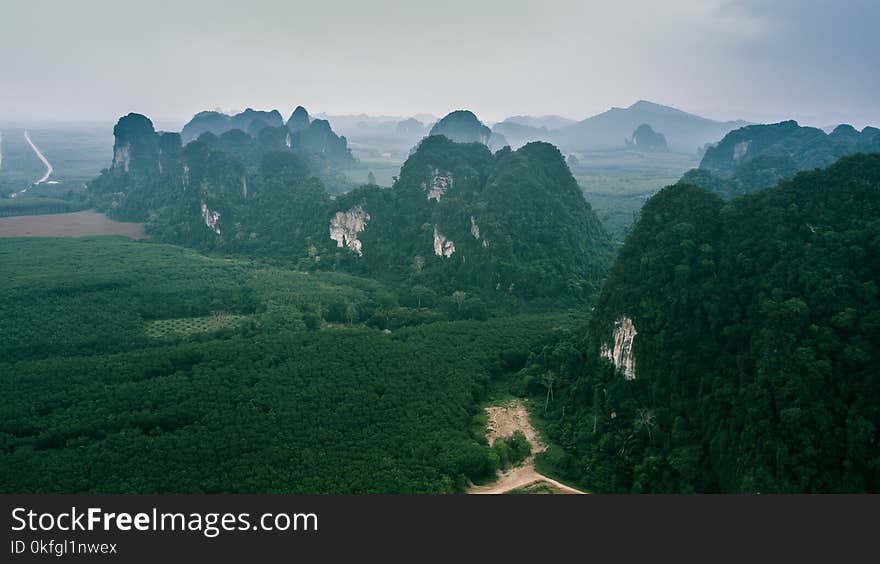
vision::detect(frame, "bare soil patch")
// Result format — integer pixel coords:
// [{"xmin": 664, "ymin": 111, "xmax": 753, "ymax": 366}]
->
[
  {"xmin": 468, "ymin": 399, "xmax": 586, "ymax": 495},
  {"xmin": 0, "ymin": 210, "xmax": 145, "ymax": 239}
]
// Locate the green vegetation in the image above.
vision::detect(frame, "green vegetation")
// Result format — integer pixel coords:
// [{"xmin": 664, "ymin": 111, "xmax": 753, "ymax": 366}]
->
[
  {"xmin": 681, "ymin": 121, "xmax": 880, "ymax": 198},
  {"xmin": 531, "ymin": 154, "xmax": 880, "ymax": 493},
  {"xmin": 491, "ymin": 431, "xmax": 531, "ymax": 470},
  {"xmin": 570, "ymin": 150, "xmax": 699, "ymax": 242},
  {"xmin": 145, "ymin": 314, "xmax": 246, "ymax": 338},
  {"xmin": 88, "ymin": 115, "xmax": 612, "ymax": 303},
  {"xmin": 0, "ymin": 197, "xmax": 87, "ymax": 217},
  {"xmin": 0, "ymin": 236, "xmax": 576, "ymax": 493}
]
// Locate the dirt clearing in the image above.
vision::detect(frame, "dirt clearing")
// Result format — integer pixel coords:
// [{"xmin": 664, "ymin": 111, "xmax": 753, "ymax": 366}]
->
[{"xmin": 468, "ymin": 399, "xmax": 586, "ymax": 495}]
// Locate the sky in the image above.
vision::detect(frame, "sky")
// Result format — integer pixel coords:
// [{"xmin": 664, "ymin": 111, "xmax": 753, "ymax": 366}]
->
[{"xmin": 1, "ymin": 0, "xmax": 878, "ymax": 129}]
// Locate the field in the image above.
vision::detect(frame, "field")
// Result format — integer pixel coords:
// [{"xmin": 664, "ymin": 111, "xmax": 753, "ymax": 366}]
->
[
  {"xmin": 0, "ymin": 237, "xmax": 581, "ymax": 493},
  {"xmin": 0, "ymin": 210, "xmax": 145, "ymax": 238},
  {"xmin": 572, "ymin": 150, "xmax": 699, "ymax": 242}
]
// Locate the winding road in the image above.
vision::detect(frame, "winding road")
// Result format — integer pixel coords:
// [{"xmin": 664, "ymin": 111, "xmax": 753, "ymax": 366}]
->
[
  {"xmin": 10, "ymin": 131, "xmax": 54, "ymax": 198},
  {"xmin": 25, "ymin": 130, "xmax": 53, "ymax": 184}
]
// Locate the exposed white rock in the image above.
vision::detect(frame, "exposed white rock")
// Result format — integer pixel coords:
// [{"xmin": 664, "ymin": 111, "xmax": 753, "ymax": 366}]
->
[
  {"xmin": 201, "ymin": 202, "xmax": 221, "ymax": 235},
  {"xmin": 424, "ymin": 168, "xmax": 453, "ymax": 201},
  {"xmin": 433, "ymin": 225, "xmax": 455, "ymax": 257},
  {"xmin": 470, "ymin": 215, "xmax": 480, "ymax": 239},
  {"xmin": 113, "ymin": 143, "xmax": 132, "ymax": 172},
  {"xmin": 330, "ymin": 205, "xmax": 370, "ymax": 256},
  {"xmin": 600, "ymin": 316, "xmax": 637, "ymax": 380},
  {"xmin": 733, "ymin": 140, "xmax": 750, "ymax": 161},
  {"xmin": 241, "ymin": 175, "xmax": 248, "ymax": 199},
  {"xmin": 182, "ymin": 164, "xmax": 190, "ymax": 190},
  {"xmin": 285, "ymin": 132, "xmax": 292, "ymax": 148},
  {"xmin": 482, "ymin": 239, "xmax": 489, "ymax": 248}
]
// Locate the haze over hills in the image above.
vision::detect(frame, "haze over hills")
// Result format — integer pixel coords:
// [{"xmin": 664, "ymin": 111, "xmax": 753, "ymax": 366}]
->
[
  {"xmin": 681, "ymin": 120, "xmax": 880, "ymax": 198},
  {"xmin": 555, "ymin": 100, "xmax": 749, "ymax": 153},
  {"xmin": 88, "ymin": 109, "xmax": 612, "ymax": 302}
]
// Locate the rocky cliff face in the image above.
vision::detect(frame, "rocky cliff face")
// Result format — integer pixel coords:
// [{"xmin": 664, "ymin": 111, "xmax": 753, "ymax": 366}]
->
[
  {"xmin": 600, "ymin": 317, "xmax": 637, "ymax": 379},
  {"xmin": 112, "ymin": 113, "xmax": 162, "ymax": 174}
]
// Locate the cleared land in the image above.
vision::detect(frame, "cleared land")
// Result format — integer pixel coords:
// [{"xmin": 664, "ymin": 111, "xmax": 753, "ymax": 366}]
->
[
  {"xmin": 0, "ymin": 209, "xmax": 145, "ymax": 238},
  {"xmin": 468, "ymin": 400, "xmax": 586, "ymax": 495}
]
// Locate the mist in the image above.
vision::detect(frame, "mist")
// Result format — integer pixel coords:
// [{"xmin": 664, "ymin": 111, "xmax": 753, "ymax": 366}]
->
[{"xmin": 1, "ymin": 0, "xmax": 878, "ymax": 128}]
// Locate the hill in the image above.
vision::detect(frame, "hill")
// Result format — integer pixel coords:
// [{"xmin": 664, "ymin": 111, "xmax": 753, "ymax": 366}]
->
[
  {"xmin": 327, "ymin": 136, "xmax": 612, "ymax": 301},
  {"xmin": 680, "ymin": 120, "xmax": 880, "ymax": 198},
  {"xmin": 89, "ymin": 113, "xmax": 611, "ymax": 302},
  {"xmin": 531, "ymin": 153, "xmax": 880, "ymax": 492},
  {"xmin": 556, "ymin": 100, "xmax": 748, "ymax": 153}
]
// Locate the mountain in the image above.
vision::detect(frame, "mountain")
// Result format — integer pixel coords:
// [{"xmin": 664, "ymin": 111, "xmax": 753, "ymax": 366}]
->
[
  {"xmin": 89, "ymin": 114, "xmax": 611, "ymax": 302},
  {"xmin": 396, "ymin": 118, "xmax": 427, "ymax": 138},
  {"xmin": 429, "ymin": 110, "xmax": 510, "ymax": 151},
  {"xmin": 533, "ymin": 153, "xmax": 880, "ymax": 492},
  {"xmin": 491, "ymin": 121, "xmax": 554, "ymax": 149},
  {"xmin": 328, "ymin": 136, "xmax": 612, "ymax": 300},
  {"xmin": 556, "ymin": 100, "xmax": 748, "ymax": 152},
  {"xmin": 286, "ymin": 106, "xmax": 310, "ymax": 134},
  {"xmin": 680, "ymin": 120, "xmax": 880, "ymax": 198},
  {"xmin": 626, "ymin": 123, "xmax": 668, "ymax": 152},
  {"xmin": 502, "ymin": 115, "xmax": 576, "ymax": 130},
  {"xmin": 429, "ymin": 110, "xmax": 492, "ymax": 145},
  {"xmin": 181, "ymin": 108, "xmax": 284, "ymax": 143}
]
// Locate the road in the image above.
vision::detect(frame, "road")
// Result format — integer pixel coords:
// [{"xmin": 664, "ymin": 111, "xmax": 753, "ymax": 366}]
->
[
  {"xmin": 10, "ymin": 131, "xmax": 54, "ymax": 198},
  {"xmin": 467, "ymin": 400, "xmax": 587, "ymax": 495},
  {"xmin": 25, "ymin": 130, "xmax": 53, "ymax": 184}
]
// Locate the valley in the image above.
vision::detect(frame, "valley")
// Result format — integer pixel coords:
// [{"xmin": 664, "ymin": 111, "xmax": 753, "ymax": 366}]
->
[{"xmin": 1, "ymin": 99, "xmax": 878, "ymax": 494}]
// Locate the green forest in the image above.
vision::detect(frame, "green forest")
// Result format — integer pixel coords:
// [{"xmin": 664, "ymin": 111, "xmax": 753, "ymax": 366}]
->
[
  {"xmin": 2, "ymin": 108, "xmax": 879, "ymax": 494},
  {"xmin": 0, "ymin": 237, "xmax": 578, "ymax": 493},
  {"xmin": 531, "ymin": 154, "xmax": 880, "ymax": 493}
]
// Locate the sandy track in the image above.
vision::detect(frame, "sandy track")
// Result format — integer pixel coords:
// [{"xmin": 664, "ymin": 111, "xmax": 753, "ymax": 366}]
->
[{"xmin": 468, "ymin": 400, "xmax": 586, "ymax": 495}]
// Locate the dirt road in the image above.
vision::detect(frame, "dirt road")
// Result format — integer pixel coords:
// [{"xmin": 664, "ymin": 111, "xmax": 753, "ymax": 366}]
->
[{"xmin": 468, "ymin": 400, "xmax": 586, "ymax": 495}]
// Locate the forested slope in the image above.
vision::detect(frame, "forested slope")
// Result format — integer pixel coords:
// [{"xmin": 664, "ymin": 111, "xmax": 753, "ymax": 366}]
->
[{"xmin": 533, "ymin": 154, "xmax": 880, "ymax": 492}]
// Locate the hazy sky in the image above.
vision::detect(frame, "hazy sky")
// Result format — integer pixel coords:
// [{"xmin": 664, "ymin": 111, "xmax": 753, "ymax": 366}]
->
[{"xmin": 1, "ymin": 0, "xmax": 877, "ymax": 128}]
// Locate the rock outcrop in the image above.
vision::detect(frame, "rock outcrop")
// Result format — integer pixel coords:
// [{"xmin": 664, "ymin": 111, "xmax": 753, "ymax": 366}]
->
[{"xmin": 600, "ymin": 317, "xmax": 637, "ymax": 379}]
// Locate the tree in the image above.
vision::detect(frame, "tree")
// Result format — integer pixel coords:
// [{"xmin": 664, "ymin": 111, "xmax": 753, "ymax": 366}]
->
[
  {"xmin": 412, "ymin": 285, "xmax": 430, "ymax": 308},
  {"xmin": 451, "ymin": 291, "xmax": 467, "ymax": 312},
  {"xmin": 411, "ymin": 255, "xmax": 425, "ymax": 273},
  {"xmin": 345, "ymin": 302, "xmax": 358, "ymax": 326}
]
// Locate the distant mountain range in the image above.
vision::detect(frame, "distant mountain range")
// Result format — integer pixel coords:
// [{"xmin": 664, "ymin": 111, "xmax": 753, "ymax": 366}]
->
[{"xmin": 551, "ymin": 101, "xmax": 749, "ymax": 153}]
